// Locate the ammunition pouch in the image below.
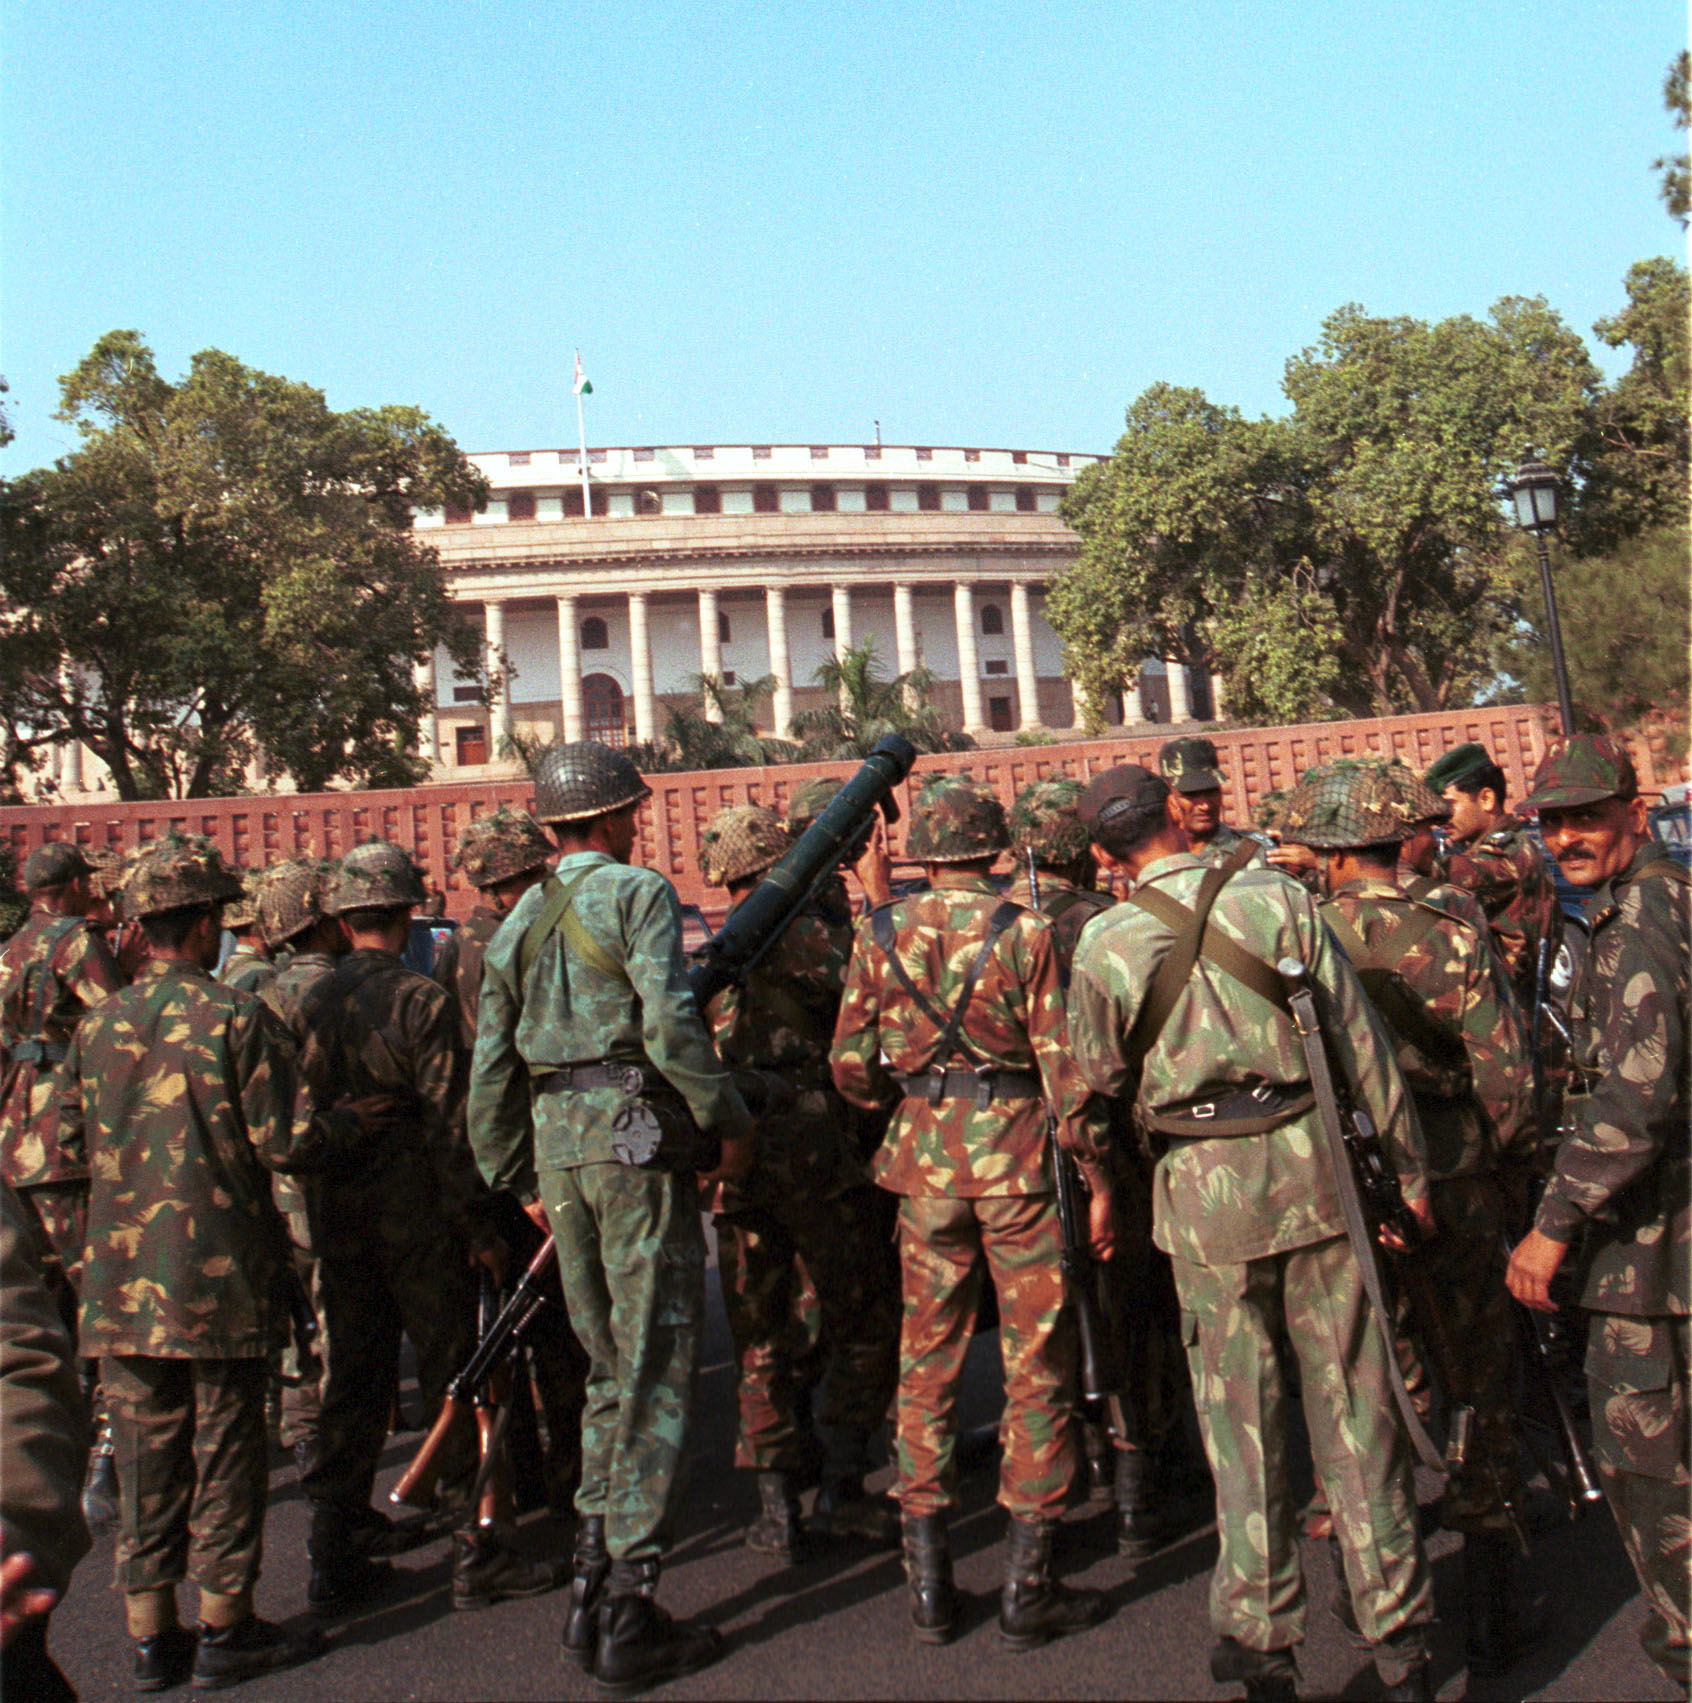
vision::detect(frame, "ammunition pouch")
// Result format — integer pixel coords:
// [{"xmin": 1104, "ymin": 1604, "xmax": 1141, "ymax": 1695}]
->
[{"xmin": 1143, "ymin": 1081, "xmax": 1315, "ymax": 1140}]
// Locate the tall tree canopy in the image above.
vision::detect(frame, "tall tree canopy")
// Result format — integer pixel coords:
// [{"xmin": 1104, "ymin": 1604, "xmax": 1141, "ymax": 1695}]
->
[{"xmin": 0, "ymin": 331, "xmax": 488, "ymax": 798}]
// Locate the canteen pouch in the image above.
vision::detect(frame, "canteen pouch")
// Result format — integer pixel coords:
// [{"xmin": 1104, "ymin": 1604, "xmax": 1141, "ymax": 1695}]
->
[{"xmin": 609, "ymin": 1093, "xmax": 722, "ymax": 1174}]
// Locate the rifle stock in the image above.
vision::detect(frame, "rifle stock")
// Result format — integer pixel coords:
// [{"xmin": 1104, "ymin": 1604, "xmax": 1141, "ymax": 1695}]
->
[{"xmin": 391, "ymin": 1396, "xmax": 477, "ymax": 1509}]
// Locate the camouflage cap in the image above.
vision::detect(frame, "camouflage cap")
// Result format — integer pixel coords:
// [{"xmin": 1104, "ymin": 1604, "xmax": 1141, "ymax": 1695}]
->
[
  {"xmin": 124, "ymin": 834, "xmax": 245, "ymax": 919},
  {"xmin": 322, "ymin": 839, "xmax": 428, "ymax": 915},
  {"xmin": 905, "ymin": 775, "xmax": 1008, "ymax": 863},
  {"xmin": 1008, "ymin": 777, "xmax": 1092, "ymax": 865},
  {"xmin": 1423, "ymin": 741, "xmax": 1496, "ymax": 795},
  {"xmin": 1521, "ymin": 733, "xmax": 1638, "ymax": 812},
  {"xmin": 1279, "ymin": 759, "xmax": 1451, "ymax": 850},
  {"xmin": 786, "ymin": 777, "xmax": 844, "ymax": 834},
  {"xmin": 223, "ymin": 867, "xmax": 265, "ymax": 932},
  {"xmin": 699, "ymin": 805, "xmax": 791, "ymax": 887},
  {"xmin": 20, "ymin": 843, "xmax": 92, "ymax": 890},
  {"xmin": 1159, "ymin": 736, "xmax": 1224, "ymax": 794},
  {"xmin": 1077, "ymin": 765, "xmax": 1169, "ymax": 837},
  {"xmin": 452, "ymin": 807, "xmax": 553, "ymax": 890},
  {"xmin": 257, "ymin": 858, "xmax": 330, "ymax": 949},
  {"xmin": 531, "ymin": 741, "xmax": 651, "ymax": 825}
]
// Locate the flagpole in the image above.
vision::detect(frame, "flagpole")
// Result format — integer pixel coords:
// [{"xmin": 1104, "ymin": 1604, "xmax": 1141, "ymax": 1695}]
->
[{"xmin": 574, "ymin": 352, "xmax": 592, "ymax": 518}]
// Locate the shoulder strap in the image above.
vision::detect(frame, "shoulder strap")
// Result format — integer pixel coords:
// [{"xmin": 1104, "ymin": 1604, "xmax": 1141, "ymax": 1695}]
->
[
  {"xmin": 1321, "ymin": 901, "xmax": 1469, "ymax": 1071},
  {"xmin": 517, "ymin": 865, "xmax": 625, "ymax": 991},
  {"xmin": 27, "ymin": 916, "xmax": 86, "ymax": 1037},
  {"xmin": 870, "ymin": 895, "xmax": 1021, "ymax": 1070},
  {"xmin": 1642, "ymin": 858, "xmax": 1692, "ymax": 889}
]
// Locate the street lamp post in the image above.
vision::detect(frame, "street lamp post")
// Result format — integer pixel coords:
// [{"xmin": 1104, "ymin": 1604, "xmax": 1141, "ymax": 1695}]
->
[{"xmin": 1508, "ymin": 451, "xmax": 1576, "ymax": 738}]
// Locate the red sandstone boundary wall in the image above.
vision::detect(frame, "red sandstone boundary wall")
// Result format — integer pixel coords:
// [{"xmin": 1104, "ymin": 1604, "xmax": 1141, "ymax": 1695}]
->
[{"xmin": 3, "ymin": 706, "xmax": 1669, "ymax": 921}]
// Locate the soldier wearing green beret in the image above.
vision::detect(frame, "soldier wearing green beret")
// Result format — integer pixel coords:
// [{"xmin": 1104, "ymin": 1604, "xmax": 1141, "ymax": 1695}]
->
[{"xmin": 1507, "ymin": 735, "xmax": 1690, "ymax": 1691}]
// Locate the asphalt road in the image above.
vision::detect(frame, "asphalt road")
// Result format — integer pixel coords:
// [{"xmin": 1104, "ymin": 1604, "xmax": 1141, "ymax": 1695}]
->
[{"xmin": 48, "ymin": 1252, "xmax": 1679, "ymax": 1703}]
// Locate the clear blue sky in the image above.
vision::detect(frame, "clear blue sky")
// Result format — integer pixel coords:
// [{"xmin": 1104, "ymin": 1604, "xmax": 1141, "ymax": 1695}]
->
[{"xmin": 2, "ymin": 1, "xmax": 1683, "ymax": 472}]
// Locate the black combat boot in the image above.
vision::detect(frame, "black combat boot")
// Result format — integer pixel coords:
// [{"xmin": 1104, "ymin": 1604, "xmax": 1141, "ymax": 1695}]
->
[
  {"xmin": 347, "ymin": 1503, "xmax": 433, "ymax": 1558},
  {"xmin": 998, "ymin": 1516, "xmax": 1109, "ymax": 1650},
  {"xmin": 811, "ymin": 1424, "xmax": 898, "ymax": 1547},
  {"xmin": 451, "ymin": 1522, "xmax": 568, "ymax": 1610},
  {"xmin": 132, "ymin": 1625, "xmax": 198, "ymax": 1693},
  {"xmin": 744, "ymin": 1470, "xmax": 806, "ymax": 1561},
  {"xmin": 191, "ymin": 1616, "xmax": 325, "ymax": 1689},
  {"xmin": 81, "ymin": 1364, "xmax": 119, "ymax": 1534},
  {"xmin": 591, "ymin": 1558, "xmax": 724, "ymax": 1697},
  {"xmin": 1210, "ymin": 1635, "xmax": 1298, "ymax": 1702},
  {"xmin": 306, "ymin": 1505, "xmax": 393, "ymax": 1616},
  {"xmin": 1462, "ymin": 1532, "xmax": 1530, "ymax": 1676},
  {"xmin": 562, "ymin": 1516, "xmax": 611, "ymax": 1673},
  {"xmin": 901, "ymin": 1512, "xmax": 959, "ymax": 1645},
  {"xmin": 1114, "ymin": 1449, "xmax": 1173, "ymax": 1559}
]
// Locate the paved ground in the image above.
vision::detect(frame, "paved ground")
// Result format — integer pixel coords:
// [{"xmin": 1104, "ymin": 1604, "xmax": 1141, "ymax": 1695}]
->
[{"xmin": 48, "ymin": 1252, "xmax": 1679, "ymax": 1702}]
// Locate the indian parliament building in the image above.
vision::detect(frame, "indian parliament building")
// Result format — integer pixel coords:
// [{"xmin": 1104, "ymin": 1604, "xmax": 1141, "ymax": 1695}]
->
[{"xmin": 416, "ymin": 440, "xmax": 1222, "ymax": 774}]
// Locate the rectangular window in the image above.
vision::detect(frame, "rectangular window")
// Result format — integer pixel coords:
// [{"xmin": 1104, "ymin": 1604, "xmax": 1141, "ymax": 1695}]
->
[
  {"xmin": 753, "ymin": 446, "xmax": 773, "ymax": 461},
  {"xmin": 1056, "ymin": 453, "xmax": 1070, "ymax": 467},
  {"xmin": 1015, "ymin": 486, "xmax": 1037, "ymax": 513},
  {"xmin": 864, "ymin": 483, "xmax": 889, "ymax": 512},
  {"xmin": 915, "ymin": 447, "xmax": 933, "ymax": 462},
  {"xmin": 635, "ymin": 489, "xmax": 661, "ymax": 516},
  {"xmin": 811, "ymin": 484, "xmax": 836, "ymax": 512},
  {"xmin": 634, "ymin": 447, "xmax": 655, "ymax": 462},
  {"xmin": 509, "ymin": 451, "xmax": 530, "ymax": 467},
  {"xmin": 443, "ymin": 502, "xmax": 474, "ymax": 525},
  {"xmin": 694, "ymin": 484, "xmax": 721, "ymax": 515},
  {"xmin": 964, "ymin": 448, "xmax": 980, "ymax": 463},
  {"xmin": 506, "ymin": 490, "xmax": 536, "ymax": 522},
  {"xmin": 456, "ymin": 725, "xmax": 488, "ymax": 765},
  {"xmin": 718, "ymin": 611, "xmax": 732, "ymax": 643},
  {"xmin": 988, "ymin": 697, "xmax": 1014, "ymax": 732},
  {"xmin": 864, "ymin": 444, "xmax": 882, "ymax": 461},
  {"xmin": 694, "ymin": 446, "xmax": 715, "ymax": 460},
  {"xmin": 985, "ymin": 659, "xmax": 1009, "ymax": 676},
  {"xmin": 917, "ymin": 486, "xmax": 941, "ymax": 512},
  {"xmin": 753, "ymin": 484, "xmax": 779, "ymax": 513},
  {"xmin": 1012, "ymin": 451, "xmax": 1028, "ymax": 466},
  {"xmin": 722, "ymin": 669, "xmax": 736, "ymax": 685},
  {"xmin": 810, "ymin": 446, "xmax": 830, "ymax": 460},
  {"xmin": 966, "ymin": 484, "xmax": 989, "ymax": 512},
  {"xmin": 452, "ymin": 684, "xmax": 481, "ymax": 703}
]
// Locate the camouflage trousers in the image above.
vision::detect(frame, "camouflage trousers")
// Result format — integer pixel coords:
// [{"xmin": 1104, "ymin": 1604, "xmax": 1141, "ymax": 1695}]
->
[
  {"xmin": 105, "ymin": 1355, "xmax": 268, "ymax": 1598},
  {"xmin": 303, "ymin": 1215, "xmax": 479, "ymax": 1542},
  {"xmin": 543, "ymin": 1162, "xmax": 705, "ymax": 1562},
  {"xmin": 277, "ymin": 1239, "xmax": 320, "ymax": 1452},
  {"xmin": 1586, "ymin": 1311, "xmax": 1690, "ymax": 1689},
  {"xmin": 715, "ymin": 1184, "xmax": 900, "ymax": 1471},
  {"xmin": 1173, "ymin": 1234, "xmax": 1433, "ymax": 1667},
  {"xmin": 894, "ymin": 1192, "xmax": 1078, "ymax": 1520},
  {"xmin": 17, "ymin": 1182, "xmax": 86, "ymax": 1342}
]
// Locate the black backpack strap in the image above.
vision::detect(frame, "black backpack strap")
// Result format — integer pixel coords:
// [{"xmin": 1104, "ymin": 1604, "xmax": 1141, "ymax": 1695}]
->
[{"xmin": 870, "ymin": 896, "xmax": 1022, "ymax": 1071}]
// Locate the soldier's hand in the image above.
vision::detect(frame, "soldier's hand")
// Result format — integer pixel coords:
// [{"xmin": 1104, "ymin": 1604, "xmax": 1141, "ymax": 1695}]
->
[
  {"xmin": 1086, "ymin": 1187, "xmax": 1118, "ymax": 1262},
  {"xmin": 523, "ymin": 1200, "xmax": 550, "ymax": 1233},
  {"xmin": 854, "ymin": 821, "xmax": 893, "ymax": 909},
  {"xmin": 1506, "ymin": 1227, "xmax": 1568, "ymax": 1313},
  {"xmin": 0, "ymin": 1551, "xmax": 57, "ymax": 1649},
  {"xmin": 1378, "ymin": 1195, "xmax": 1435, "ymax": 1253},
  {"xmin": 472, "ymin": 1238, "xmax": 510, "ymax": 1289},
  {"xmin": 341, "ymin": 1094, "xmax": 403, "ymax": 1138},
  {"xmin": 702, "ymin": 1133, "xmax": 755, "ymax": 1183},
  {"xmin": 115, "ymin": 918, "xmax": 150, "ymax": 979}
]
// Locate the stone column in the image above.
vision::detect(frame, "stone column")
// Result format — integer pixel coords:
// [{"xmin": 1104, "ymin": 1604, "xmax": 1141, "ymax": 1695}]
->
[
  {"xmin": 954, "ymin": 582, "xmax": 986, "ymax": 733},
  {"xmin": 1010, "ymin": 581, "xmax": 1041, "ymax": 730},
  {"xmin": 893, "ymin": 583, "xmax": 919, "ymax": 679},
  {"xmin": 831, "ymin": 585, "xmax": 854, "ymax": 710},
  {"xmin": 629, "ymin": 592, "xmax": 656, "ymax": 743},
  {"xmin": 766, "ymin": 586, "xmax": 793, "ymax": 738},
  {"xmin": 1122, "ymin": 669, "xmax": 1145, "ymax": 724},
  {"xmin": 698, "ymin": 589, "xmax": 722, "ymax": 721},
  {"xmin": 1210, "ymin": 670, "xmax": 1227, "ymax": 722},
  {"xmin": 62, "ymin": 738, "xmax": 84, "ymax": 795},
  {"xmin": 1069, "ymin": 677, "xmax": 1094, "ymax": 734},
  {"xmin": 556, "ymin": 595, "xmax": 583, "ymax": 742},
  {"xmin": 484, "ymin": 602, "xmax": 510, "ymax": 750},
  {"xmin": 1166, "ymin": 655, "xmax": 1192, "ymax": 724},
  {"xmin": 413, "ymin": 654, "xmax": 439, "ymax": 766}
]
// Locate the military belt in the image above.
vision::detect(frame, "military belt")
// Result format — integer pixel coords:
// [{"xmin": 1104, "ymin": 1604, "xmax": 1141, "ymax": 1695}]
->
[
  {"xmin": 893, "ymin": 1066, "xmax": 1042, "ymax": 1110},
  {"xmin": 532, "ymin": 1060, "xmax": 655, "ymax": 1096},
  {"xmin": 7, "ymin": 1038, "xmax": 67, "ymax": 1067},
  {"xmin": 1144, "ymin": 1081, "xmax": 1315, "ymax": 1140}
]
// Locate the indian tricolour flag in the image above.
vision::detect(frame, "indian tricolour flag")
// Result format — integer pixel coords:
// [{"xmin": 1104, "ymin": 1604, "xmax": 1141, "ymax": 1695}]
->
[{"xmin": 572, "ymin": 352, "xmax": 593, "ymax": 396}]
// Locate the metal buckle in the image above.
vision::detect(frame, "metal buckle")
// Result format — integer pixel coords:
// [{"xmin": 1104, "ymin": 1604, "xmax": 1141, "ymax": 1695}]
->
[
  {"xmin": 1250, "ymin": 1084, "xmax": 1276, "ymax": 1105},
  {"xmin": 617, "ymin": 1065, "xmax": 648, "ymax": 1095},
  {"xmin": 1191, "ymin": 1101, "xmax": 1217, "ymax": 1120},
  {"xmin": 924, "ymin": 1074, "xmax": 945, "ymax": 1105},
  {"xmin": 973, "ymin": 1069, "xmax": 996, "ymax": 1112}
]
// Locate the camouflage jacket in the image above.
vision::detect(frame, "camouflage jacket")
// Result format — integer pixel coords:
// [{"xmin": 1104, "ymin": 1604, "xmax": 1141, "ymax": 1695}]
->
[
  {"xmin": 293, "ymin": 947, "xmax": 499, "ymax": 1260},
  {"xmin": 705, "ymin": 893, "xmax": 864, "ymax": 1208},
  {"xmin": 0, "ymin": 906, "xmax": 124, "ymax": 1188},
  {"xmin": 1535, "ymin": 847, "xmax": 1690, "ymax": 1315},
  {"xmin": 1192, "ymin": 824, "xmax": 1272, "ymax": 869},
  {"xmin": 830, "ymin": 873, "xmax": 1106, "ymax": 1199},
  {"xmin": 257, "ymin": 949, "xmax": 338, "ymax": 1227},
  {"xmin": 469, "ymin": 851, "xmax": 753, "ymax": 1195},
  {"xmin": 1003, "ymin": 871, "xmax": 1115, "ymax": 973},
  {"xmin": 1322, "ymin": 877, "xmax": 1532, "ymax": 1181},
  {"xmin": 57, "ymin": 961, "xmax": 358, "ymax": 1356},
  {"xmin": 1437, "ymin": 816, "xmax": 1563, "ymax": 1006},
  {"xmin": 432, "ymin": 907, "xmax": 501, "ymax": 1049},
  {"xmin": 218, "ymin": 944, "xmax": 277, "ymax": 996},
  {"xmin": 1068, "ymin": 854, "xmax": 1426, "ymax": 1265}
]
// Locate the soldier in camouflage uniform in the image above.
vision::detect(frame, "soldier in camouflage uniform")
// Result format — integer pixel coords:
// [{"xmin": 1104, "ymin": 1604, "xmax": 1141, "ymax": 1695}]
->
[
  {"xmin": 1507, "ymin": 736, "xmax": 1691, "ymax": 1690},
  {"xmin": 1068, "ymin": 765, "xmax": 1435, "ymax": 1703},
  {"xmin": 299, "ymin": 840, "xmax": 560, "ymax": 1615},
  {"xmin": 468, "ymin": 741, "xmax": 754, "ymax": 1693},
  {"xmin": 218, "ymin": 872, "xmax": 277, "ymax": 996},
  {"xmin": 697, "ymin": 805, "xmax": 900, "ymax": 1561},
  {"xmin": 788, "ymin": 774, "xmax": 894, "ymax": 911},
  {"xmin": 831, "ymin": 774, "xmax": 1113, "ymax": 1651},
  {"xmin": 1159, "ymin": 738, "xmax": 1271, "ymax": 869},
  {"xmin": 56, "ymin": 835, "xmax": 383, "ymax": 1689},
  {"xmin": 436, "ymin": 809, "xmax": 588, "ymax": 1520},
  {"xmin": 1281, "ymin": 759, "xmax": 1536, "ymax": 1676},
  {"xmin": 1424, "ymin": 742, "xmax": 1564, "ymax": 1009}
]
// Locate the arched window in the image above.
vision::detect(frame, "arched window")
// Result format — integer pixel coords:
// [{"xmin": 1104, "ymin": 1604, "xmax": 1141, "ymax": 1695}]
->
[
  {"xmin": 980, "ymin": 603, "xmax": 1004, "ymax": 636},
  {"xmin": 821, "ymin": 607, "xmax": 835, "ymax": 641},
  {"xmin": 583, "ymin": 675, "xmax": 626, "ymax": 746},
  {"xmin": 581, "ymin": 617, "xmax": 609, "ymax": 651}
]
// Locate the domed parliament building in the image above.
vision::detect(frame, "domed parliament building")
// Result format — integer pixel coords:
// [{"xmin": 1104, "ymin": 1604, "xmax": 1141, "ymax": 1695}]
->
[{"xmin": 417, "ymin": 440, "xmax": 1218, "ymax": 772}]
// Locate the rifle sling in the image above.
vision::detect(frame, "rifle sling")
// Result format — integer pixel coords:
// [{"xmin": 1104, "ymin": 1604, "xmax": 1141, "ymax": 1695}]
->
[
  {"xmin": 871, "ymin": 897, "xmax": 1022, "ymax": 1074},
  {"xmin": 518, "ymin": 866, "xmax": 626, "ymax": 990},
  {"xmin": 1322, "ymin": 903, "xmax": 1469, "ymax": 1075}
]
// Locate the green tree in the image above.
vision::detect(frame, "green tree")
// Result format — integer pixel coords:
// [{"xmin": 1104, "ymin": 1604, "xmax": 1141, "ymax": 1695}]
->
[
  {"xmin": 1656, "ymin": 51, "xmax": 1689, "ymax": 226},
  {"xmin": 0, "ymin": 331, "xmax": 489, "ymax": 798},
  {"xmin": 628, "ymin": 674, "xmax": 803, "ymax": 773},
  {"xmin": 791, "ymin": 640, "xmax": 974, "ymax": 759}
]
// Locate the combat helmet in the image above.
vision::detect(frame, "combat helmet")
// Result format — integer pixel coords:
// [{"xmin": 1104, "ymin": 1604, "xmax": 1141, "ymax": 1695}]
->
[
  {"xmin": 257, "ymin": 858, "xmax": 330, "ymax": 949},
  {"xmin": 322, "ymin": 840, "xmax": 428, "ymax": 916},
  {"xmin": 1279, "ymin": 760, "xmax": 1451, "ymax": 851},
  {"xmin": 699, "ymin": 805, "xmax": 791, "ymax": 887},
  {"xmin": 453, "ymin": 807, "xmax": 553, "ymax": 890},
  {"xmin": 124, "ymin": 834, "xmax": 245, "ymax": 919},
  {"xmin": 20, "ymin": 843, "xmax": 92, "ymax": 891},
  {"xmin": 905, "ymin": 775, "xmax": 1008, "ymax": 863},
  {"xmin": 223, "ymin": 868, "xmax": 265, "ymax": 932},
  {"xmin": 85, "ymin": 845, "xmax": 129, "ymax": 903},
  {"xmin": 786, "ymin": 777, "xmax": 843, "ymax": 835},
  {"xmin": 1009, "ymin": 777, "xmax": 1092, "ymax": 865},
  {"xmin": 531, "ymin": 741, "xmax": 651, "ymax": 825}
]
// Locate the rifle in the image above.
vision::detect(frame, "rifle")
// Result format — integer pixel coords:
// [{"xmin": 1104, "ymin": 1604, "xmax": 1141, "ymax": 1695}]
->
[{"xmin": 390, "ymin": 1233, "xmax": 558, "ymax": 1511}]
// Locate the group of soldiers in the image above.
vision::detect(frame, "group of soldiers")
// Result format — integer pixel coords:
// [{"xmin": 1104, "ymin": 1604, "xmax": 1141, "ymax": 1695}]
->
[{"xmin": 0, "ymin": 726, "xmax": 1684, "ymax": 1702}]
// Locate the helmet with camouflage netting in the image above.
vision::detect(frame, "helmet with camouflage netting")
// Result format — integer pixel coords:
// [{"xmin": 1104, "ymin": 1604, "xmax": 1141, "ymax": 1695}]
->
[
  {"xmin": 20, "ymin": 844, "xmax": 91, "ymax": 891},
  {"xmin": 322, "ymin": 840, "xmax": 428, "ymax": 915},
  {"xmin": 905, "ymin": 774, "xmax": 1009, "ymax": 863},
  {"xmin": 1279, "ymin": 759, "xmax": 1451, "ymax": 851},
  {"xmin": 1252, "ymin": 788, "xmax": 1290, "ymax": 834},
  {"xmin": 699, "ymin": 805, "xmax": 791, "ymax": 887},
  {"xmin": 124, "ymin": 834, "xmax": 245, "ymax": 919},
  {"xmin": 85, "ymin": 846, "xmax": 129, "ymax": 903},
  {"xmin": 786, "ymin": 777, "xmax": 843, "ymax": 835},
  {"xmin": 453, "ymin": 807, "xmax": 553, "ymax": 890},
  {"xmin": 1009, "ymin": 777, "xmax": 1092, "ymax": 865},
  {"xmin": 223, "ymin": 867, "xmax": 265, "ymax": 931},
  {"xmin": 531, "ymin": 741, "xmax": 651, "ymax": 825},
  {"xmin": 257, "ymin": 858, "xmax": 331, "ymax": 949}
]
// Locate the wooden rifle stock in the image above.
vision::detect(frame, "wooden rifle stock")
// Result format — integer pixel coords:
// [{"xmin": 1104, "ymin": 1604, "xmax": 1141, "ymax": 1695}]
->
[{"xmin": 391, "ymin": 1396, "xmax": 476, "ymax": 1509}]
